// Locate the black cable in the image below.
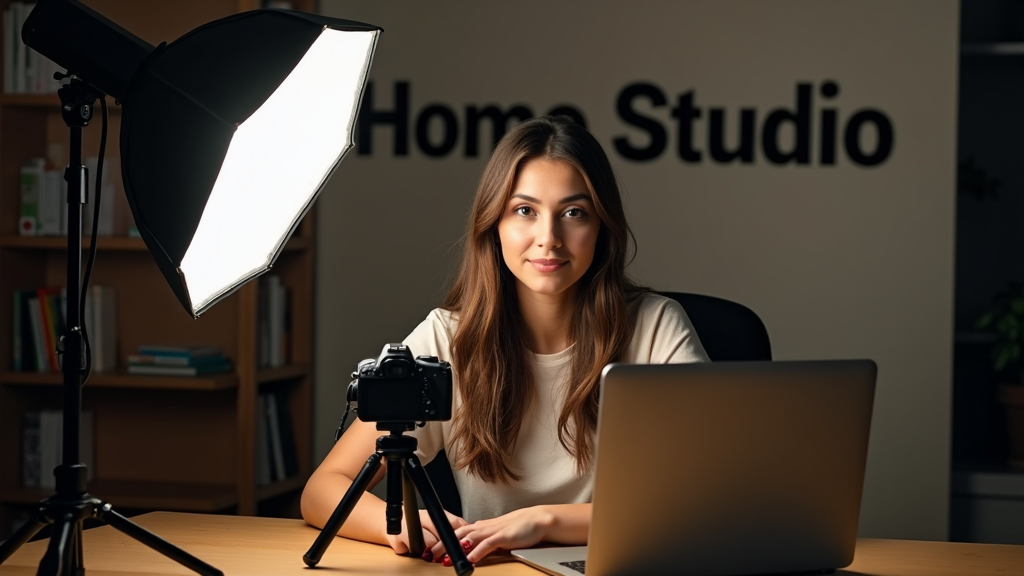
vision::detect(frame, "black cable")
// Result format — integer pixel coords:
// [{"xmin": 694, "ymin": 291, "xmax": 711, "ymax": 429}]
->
[{"xmin": 79, "ymin": 92, "xmax": 107, "ymax": 385}]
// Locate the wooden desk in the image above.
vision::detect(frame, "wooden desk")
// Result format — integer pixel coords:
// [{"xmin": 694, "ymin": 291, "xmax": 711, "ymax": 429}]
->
[{"xmin": 2, "ymin": 512, "xmax": 1023, "ymax": 575}]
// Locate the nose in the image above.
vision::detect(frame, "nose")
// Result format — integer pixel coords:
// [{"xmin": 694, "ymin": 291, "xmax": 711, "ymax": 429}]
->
[{"xmin": 536, "ymin": 214, "xmax": 562, "ymax": 249}]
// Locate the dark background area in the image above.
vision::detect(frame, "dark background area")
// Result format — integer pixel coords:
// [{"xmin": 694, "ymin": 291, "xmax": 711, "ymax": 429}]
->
[{"xmin": 952, "ymin": 0, "xmax": 1024, "ymax": 468}]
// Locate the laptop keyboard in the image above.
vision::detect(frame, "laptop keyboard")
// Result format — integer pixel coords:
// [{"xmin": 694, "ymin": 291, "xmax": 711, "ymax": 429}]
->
[{"xmin": 558, "ymin": 560, "xmax": 586, "ymax": 574}]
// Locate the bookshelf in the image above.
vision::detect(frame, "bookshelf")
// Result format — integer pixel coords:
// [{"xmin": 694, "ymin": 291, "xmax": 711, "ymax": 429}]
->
[{"xmin": 0, "ymin": 0, "xmax": 318, "ymax": 539}]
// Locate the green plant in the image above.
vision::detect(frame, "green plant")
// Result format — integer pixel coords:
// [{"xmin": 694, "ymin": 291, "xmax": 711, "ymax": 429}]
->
[{"xmin": 977, "ymin": 282, "xmax": 1024, "ymax": 385}]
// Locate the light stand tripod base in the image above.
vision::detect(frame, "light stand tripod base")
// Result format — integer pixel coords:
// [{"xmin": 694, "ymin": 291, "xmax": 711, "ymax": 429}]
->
[
  {"xmin": 0, "ymin": 78, "xmax": 223, "ymax": 576},
  {"xmin": 304, "ymin": 429, "xmax": 473, "ymax": 576}
]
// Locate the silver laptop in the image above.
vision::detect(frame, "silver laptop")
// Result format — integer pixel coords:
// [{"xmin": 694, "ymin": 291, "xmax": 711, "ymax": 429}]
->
[{"xmin": 512, "ymin": 359, "xmax": 876, "ymax": 576}]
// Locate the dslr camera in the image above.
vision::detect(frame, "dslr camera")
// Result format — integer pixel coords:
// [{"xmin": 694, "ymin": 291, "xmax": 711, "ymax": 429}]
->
[{"xmin": 347, "ymin": 343, "xmax": 453, "ymax": 424}]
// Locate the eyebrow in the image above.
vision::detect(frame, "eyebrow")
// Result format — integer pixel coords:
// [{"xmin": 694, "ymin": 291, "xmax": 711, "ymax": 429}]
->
[{"xmin": 510, "ymin": 193, "xmax": 591, "ymax": 204}]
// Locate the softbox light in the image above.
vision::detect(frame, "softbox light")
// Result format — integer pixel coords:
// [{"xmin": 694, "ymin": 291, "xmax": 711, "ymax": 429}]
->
[{"xmin": 23, "ymin": 0, "xmax": 380, "ymax": 317}]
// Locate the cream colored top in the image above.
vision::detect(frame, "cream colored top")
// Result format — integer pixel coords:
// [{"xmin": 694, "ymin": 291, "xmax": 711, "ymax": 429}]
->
[{"xmin": 402, "ymin": 292, "xmax": 709, "ymax": 522}]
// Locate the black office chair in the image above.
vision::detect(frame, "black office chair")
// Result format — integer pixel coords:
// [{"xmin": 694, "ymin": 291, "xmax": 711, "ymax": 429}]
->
[
  {"xmin": 657, "ymin": 291, "xmax": 772, "ymax": 362},
  {"xmin": 425, "ymin": 291, "xmax": 772, "ymax": 517}
]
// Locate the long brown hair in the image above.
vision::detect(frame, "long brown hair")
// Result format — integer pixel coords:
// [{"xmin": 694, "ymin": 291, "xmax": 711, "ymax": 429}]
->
[{"xmin": 443, "ymin": 115, "xmax": 644, "ymax": 483}]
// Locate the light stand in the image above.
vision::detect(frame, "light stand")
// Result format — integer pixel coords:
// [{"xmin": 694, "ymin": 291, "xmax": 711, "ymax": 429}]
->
[
  {"xmin": 0, "ymin": 78, "xmax": 222, "ymax": 576},
  {"xmin": 304, "ymin": 423, "xmax": 473, "ymax": 576}
]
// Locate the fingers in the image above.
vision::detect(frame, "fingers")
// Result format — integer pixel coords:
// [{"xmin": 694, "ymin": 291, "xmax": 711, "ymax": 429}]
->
[
  {"xmin": 433, "ymin": 536, "xmax": 475, "ymax": 566},
  {"xmin": 418, "ymin": 530, "xmax": 440, "ymax": 562},
  {"xmin": 446, "ymin": 511, "xmax": 468, "ymax": 529},
  {"xmin": 422, "ymin": 510, "xmax": 467, "ymax": 561},
  {"xmin": 428, "ymin": 526, "xmax": 473, "ymax": 564},
  {"xmin": 465, "ymin": 535, "xmax": 496, "ymax": 564}
]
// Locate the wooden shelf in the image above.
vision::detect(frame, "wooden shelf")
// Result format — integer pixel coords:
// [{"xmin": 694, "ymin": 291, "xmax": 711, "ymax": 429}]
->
[
  {"xmin": 0, "ymin": 236, "xmax": 148, "ymax": 250},
  {"xmin": 0, "ymin": 479, "xmax": 236, "ymax": 512},
  {"xmin": 0, "ymin": 370, "xmax": 238, "ymax": 390},
  {"xmin": 0, "ymin": 93, "xmax": 121, "ymax": 110},
  {"xmin": 2, "ymin": 364, "xmax": 311, "ymax": 389},
  {"xmin": 0, "ymin": 235, "xmax": 311, "ymax": 251},
  {"xmin": 961, "ymin": 43, "xmax": 1024, "ymax": 56}
]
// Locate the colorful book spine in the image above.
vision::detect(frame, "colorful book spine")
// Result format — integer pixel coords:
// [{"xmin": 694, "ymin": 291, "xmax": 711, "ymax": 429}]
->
[{"xmin": 36, "ymin": 287, "xmax": 63, "ymax": 372}]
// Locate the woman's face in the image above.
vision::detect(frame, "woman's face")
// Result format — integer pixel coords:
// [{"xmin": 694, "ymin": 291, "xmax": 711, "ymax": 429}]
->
[{"xmin": 497, "ymin": 157, "xmax": 601, "ymax": 301}]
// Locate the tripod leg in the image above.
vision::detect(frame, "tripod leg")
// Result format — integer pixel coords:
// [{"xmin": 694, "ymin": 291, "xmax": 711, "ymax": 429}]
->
[
  {"xmin": 98, "ymin": 503, "xmax": 223, "ymax": 576},
  {"xmin": 36, "ymin": 513, "xmax": 75, "ymax": 576},
  {"xmin": 0, "ymin": 508, "xmax": 48, "ymax": 564},
  {"xmin": 402, "ymin": 466, "xmax": 425, "ymax": 558},
  {"xmin": 405, "ymin": 455, "xmax": 473, "ymax": 576},
  {"xmin": 385, "ymin": 455, "xmax": 404, "ymax": 535},
  {"xmin": 303, "ymin": 452, "xmax": 384, "ymax": 567}
]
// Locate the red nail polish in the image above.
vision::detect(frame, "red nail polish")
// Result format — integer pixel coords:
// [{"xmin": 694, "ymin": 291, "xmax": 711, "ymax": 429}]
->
[
  {"xmin": 461, "ymin": 540, "xmax": 472, "ymax": 550},
  {"xmin": 421, "ymin": 549, "xmax": 433, "ymax": 562},
  {"xmin": 442, "ymin": 555, "xmax": 452, "ymax": 567}
]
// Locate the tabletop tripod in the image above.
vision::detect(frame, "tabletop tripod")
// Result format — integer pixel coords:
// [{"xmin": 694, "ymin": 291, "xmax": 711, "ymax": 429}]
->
[{"xmin": 303, "ymin": 423, "xmax": 473, "ymax": 576}]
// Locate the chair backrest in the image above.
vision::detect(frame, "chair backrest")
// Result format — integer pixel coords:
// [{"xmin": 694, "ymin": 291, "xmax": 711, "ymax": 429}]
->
[
  {"xmin": 425, "ymin": 292, "xmax": 772, "ymax": 518},
  {"xmin": 658, "ymin": 291, "xmax": 772, "ymax": 362}
]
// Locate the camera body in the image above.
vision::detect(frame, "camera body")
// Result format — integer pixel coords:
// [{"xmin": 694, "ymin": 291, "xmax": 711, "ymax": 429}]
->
[{"xmin": 348, "ymin": 343, "xmax": 453, "ymax": 424}]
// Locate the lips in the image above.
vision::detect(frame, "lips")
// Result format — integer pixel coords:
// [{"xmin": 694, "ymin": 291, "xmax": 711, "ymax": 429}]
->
[{"xmin": 529, "ymin": 259, "xmax": 567, "ymax": 272}]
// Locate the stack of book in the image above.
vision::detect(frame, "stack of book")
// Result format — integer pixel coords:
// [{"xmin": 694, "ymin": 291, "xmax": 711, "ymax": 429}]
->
[{"xmin": 127, "ymin": 345, "xmax": 232, "ymax": 377}]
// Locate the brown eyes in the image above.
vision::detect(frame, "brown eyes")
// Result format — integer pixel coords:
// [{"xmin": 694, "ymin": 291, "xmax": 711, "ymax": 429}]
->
[{"xmin": 511, "ymin": 206, "xmax": 587, "ymax": 218}]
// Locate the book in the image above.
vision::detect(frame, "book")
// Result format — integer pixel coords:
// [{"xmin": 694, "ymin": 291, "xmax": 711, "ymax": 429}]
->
[
  {"xmin": 39, "ymin": 410, "xmax": 60, "ymax": 489},
  {"xmin": 265, "ymin": 392, "xmax": 286, "ymax": 482},
  {"xmin": 37, "ymin": 166, "xmax": 62, "ymax": 236},
  {"xmin": 18, "ymin": 158, "xmax": 44, "ymax": 236},
  {"xmin": 37, "ymin": 409, "xmax": 94, "ymax": 489},
  {"xmin": 136, "ymin": 345, "xmax": 222, "ymax": 360},
  {"xmin": 22, "ymin": 412, "xmax": 40, "ymax": 487},
  {"xmin": 3, "ymin": 9, "xmax": 12, "ymax": 94},
  {"xmin": 83, "ymin": 156, "xmax": 115, "ymax": 236},
  {"xmin": 27, "ymin": 296, "xmax": 48, "ymax": 373},
  {"xmin": 126, "ymin": 353, "xmax": 227, "ymax": 367},
  {"xmin": 37, "ymin": 287, "xmax": 63, "ymax": 372},
  {"xmin": 274, "ymin": 390, "xmax": 299, "ymax": 478},
  {"xmin": 255, "ymin": 394, "xmax": 271, "ymax": 486},
  {"xmin": 126, "ymin": 361, "xmax": 232, "ymax": 377},
  {"xmin": 258, "ymin": 275, "xmax": 289, "ymax": 368},
  {"xmin": 11, "ymin": 2, "xmax": 27, "ymax": 94},
  {"xmin": 12, "ymin": 290, "xmax": 25, "ymax": 372},
  {"xmin": 19, "ymin": 3, "xmax": 34, "ymax": 94},
  {"xmin": 85, "ymin": 285, "xmax": 118, "ymax": 373},
  {"xmin": 17, "ymin": 290, "xmax": 36, "ymax": 371}
]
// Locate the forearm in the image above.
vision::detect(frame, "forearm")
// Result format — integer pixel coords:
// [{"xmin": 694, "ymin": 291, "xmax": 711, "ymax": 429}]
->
[
  {"xmin": 538, "ymin": 503, "xmax": 591, "ymax": 545},
  {"xmin": 300, "ymin": 470, "xmax": 388, "ymax": 546}
]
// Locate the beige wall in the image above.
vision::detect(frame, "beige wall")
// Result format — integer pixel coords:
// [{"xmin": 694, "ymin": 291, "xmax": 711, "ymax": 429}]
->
[{"xmin": 315, "ymin": 0, "xmax": 959, "ymax": 540}]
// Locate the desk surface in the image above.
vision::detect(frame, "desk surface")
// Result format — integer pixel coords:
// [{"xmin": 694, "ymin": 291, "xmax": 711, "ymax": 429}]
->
[{"xmin": 2, "ymin": 511, "xmax": 1023, "ymax": 576}]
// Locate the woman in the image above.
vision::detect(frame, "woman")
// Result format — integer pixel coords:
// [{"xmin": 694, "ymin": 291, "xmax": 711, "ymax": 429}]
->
[{"xmin": 301, "ymin": 115, "xmax": 708, "ymax": 565}]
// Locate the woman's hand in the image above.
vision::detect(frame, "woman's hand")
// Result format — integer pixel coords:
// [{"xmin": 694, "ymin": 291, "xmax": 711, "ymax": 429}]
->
[
  {"xmin": 429, "ymin": 506, "xmax": 555, "ymax": 564},
  {"xmin": 385, "ymin": 509, "xmax": 468, "ymax": 558}
]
